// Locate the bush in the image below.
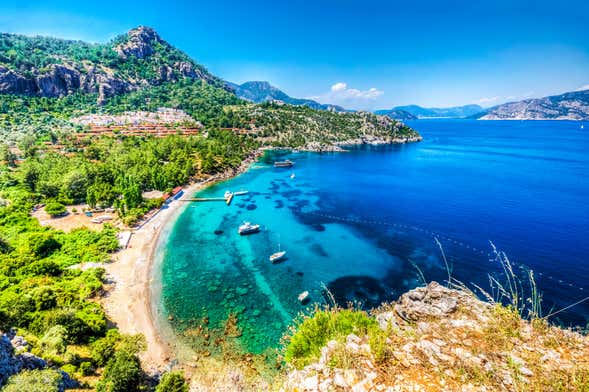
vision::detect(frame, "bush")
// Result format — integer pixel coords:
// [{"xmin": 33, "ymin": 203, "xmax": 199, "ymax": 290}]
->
[
  {"xmin": 284, "ymin": 308, "xmax": 377, "ymax": 369},
  {"xmin": 156, "ymin": 371, "xmax": 188, "ymax": 392},
  {"xmin": 39, "ymin": 325, "xmax": 68, "ymax": 355},
  {"xmin": 45, "ymin": 202, "xmax": 67, "ymax": 217},
  {"xmin": 78, "ymin": 361, "xmax": 93, "ymax": 376},
  {"xmin": 95, "ymin": 350, "xmax": 142, "ymax": 392},
  {"xmin": 3, "ymin": 369, "xmax": 62, "ymax": 392}
]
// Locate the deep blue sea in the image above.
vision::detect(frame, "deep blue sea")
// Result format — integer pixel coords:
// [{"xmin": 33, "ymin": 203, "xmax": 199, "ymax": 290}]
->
[{"xmin": 156, "ymin": 120, "xmax": 589, "ymax": 355}]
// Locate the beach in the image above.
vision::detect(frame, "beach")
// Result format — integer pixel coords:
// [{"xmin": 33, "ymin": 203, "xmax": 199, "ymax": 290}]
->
[
  {"xmin": 101, "ymin": 150, "xmax": 264, "ymax": 371},
  {"xmin": 101, "ymin": 182, "xmax": 200, "ymax": 370}
]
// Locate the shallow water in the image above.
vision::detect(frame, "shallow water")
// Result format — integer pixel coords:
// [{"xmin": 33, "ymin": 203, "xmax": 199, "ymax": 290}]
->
[{"xmin": 157, "ymin": 119, "xmax": 589, "ymax": 355}]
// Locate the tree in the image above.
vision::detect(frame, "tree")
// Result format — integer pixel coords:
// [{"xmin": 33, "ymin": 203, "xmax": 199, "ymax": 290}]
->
[
  {"xmin": 156, "ymin": 371, "xmax": 188, "ymax": 392},
  {"xmin": 45, "ymin": 202, "xmax": 67, "ymax": 217},
  {"xmin": 95, "ymin": 350, "xmax": 142, "ymax": 392}
]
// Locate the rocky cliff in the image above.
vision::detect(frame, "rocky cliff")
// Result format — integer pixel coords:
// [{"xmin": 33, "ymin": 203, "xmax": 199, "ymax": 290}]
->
[
  {"xmin": 476, "ymin": 89, "xmax": 589, "ymax": 120},
  {"xmin": 0, "ymin": 27, "xmax": 222, "ymax": 103},
  {"xmin": 282, "ymin": 282, "xmax": 589, "ymax": 391}
]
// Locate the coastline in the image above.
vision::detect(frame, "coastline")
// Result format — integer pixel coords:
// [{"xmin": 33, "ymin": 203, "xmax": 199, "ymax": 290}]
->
[
  {"xmin": 100, "ymin": 149, "xmax": 264, "ymax": 371},
  {"xmin": 100, "ymin": 137, "xmax": 421, "ymax": 371}
]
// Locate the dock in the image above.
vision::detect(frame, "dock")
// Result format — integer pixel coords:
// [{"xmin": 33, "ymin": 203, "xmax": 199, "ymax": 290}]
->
[{"xmin": 178, "ymin": 197, "xmax": 227, "ymax": 202}]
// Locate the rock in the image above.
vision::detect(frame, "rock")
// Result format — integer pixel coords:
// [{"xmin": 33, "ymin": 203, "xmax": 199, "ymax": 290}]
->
[
  {"xmin": 376, "ymin": 311, "xmax": 398, "ymax": 331},
  {"xmin": 394, "ymin": 282, "xmax": 468, "ymax": 322},
  {"xmin": 301, "ymin": 374, "xmax": 318, "ymax": 390}
]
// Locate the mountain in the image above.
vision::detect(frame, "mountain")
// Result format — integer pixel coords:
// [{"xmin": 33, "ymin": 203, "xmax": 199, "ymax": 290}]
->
[
  {"xmin": 227, "ymin": 80, "xmax": 347, "ymax": 112},
  {"xmin": 373, "ymin": 109, "xmax": 417, "ymax": 121},
  {"xmin": 0, "ymin": 26, "xmax": 224, "ymax": 104},
  {"xmin": 385, "ymin": 104, "xmax": 484, "ymax": 119},
  {"xmin": 0, "ymin": 27, "xmax": 420, "ymax": 148},
  {"xmin": 474, "ymin": 89, "xmax": 589, "ymax": 120}
]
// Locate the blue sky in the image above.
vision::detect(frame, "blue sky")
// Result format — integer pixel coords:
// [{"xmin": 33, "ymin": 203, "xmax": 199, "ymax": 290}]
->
[{"xmin": 1, "ymin": 0, "xmax": 588, "ymax": 110}]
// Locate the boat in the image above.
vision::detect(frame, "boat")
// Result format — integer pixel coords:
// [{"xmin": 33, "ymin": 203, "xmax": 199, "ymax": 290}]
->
[
  {"xmin": 238, "ymin": 221, "xmax": 260, "ymax": 235},
  {"xmin": 224, "ymin": 190, "xmax": 233, "ymax": 198},
  {"xmin": 298, "ymin": 291, "xmax": 310, "ymax": 304},
  {"xmin": 270, "ymin": 251, "xmax": 286, "ymax": 263},
  {"xmin": 225, "ymin": 192, "xmax": 234, "ymax": 205},
  {"xmin": 290, "ymin": 171, "xmax": 296, "ymax": 179},
  {"xmin": 274, "ymin": 160, "xmax": 295, "ymax": 168}
]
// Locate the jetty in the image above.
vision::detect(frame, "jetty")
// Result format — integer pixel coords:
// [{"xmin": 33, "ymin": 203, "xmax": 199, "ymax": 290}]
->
[{"xmin": 178, "ymin": 197, "xmax": 226, "ymax": 202}]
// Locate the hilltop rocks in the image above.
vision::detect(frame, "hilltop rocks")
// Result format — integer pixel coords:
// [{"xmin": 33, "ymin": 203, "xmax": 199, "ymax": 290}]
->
[
  {"xmin": 115, "ymin": 26, "xmax": 162, "ymax": 59},
  {"xmin": 0, "ymin": 26, "xmax": 221, "ymax": 102}
]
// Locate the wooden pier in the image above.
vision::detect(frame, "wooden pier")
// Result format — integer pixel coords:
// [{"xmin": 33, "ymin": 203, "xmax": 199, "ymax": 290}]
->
[{"xmin": 178, "ymin": 197, "xmax": 227, "ymax": 202}]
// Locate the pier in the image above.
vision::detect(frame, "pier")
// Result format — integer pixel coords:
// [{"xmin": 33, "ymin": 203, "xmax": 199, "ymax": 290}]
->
[{"xmin": 178, "ymin": 197, "xmax": 227, "ymax": 202}]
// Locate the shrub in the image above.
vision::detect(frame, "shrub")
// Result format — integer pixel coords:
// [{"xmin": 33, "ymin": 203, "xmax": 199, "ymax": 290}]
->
[
  {"xmin": 39, "ymin": 325, "xmax": 68, "ymax": 355},
  {"xmin": 3, "ymin": 369, "xmax": 62, "ymax": 392},
  {"xmin": 78, "ymin": 361, "xmax": 93, "ymax": 376},
  {"xmin": 284, "ymin": 308, "xmax": 377, "ymax": 369},
  {"xmin": 45, "ymin": 202, "xmax": 67, "ymax": 217},
  {"xmin": 156, "ymin": 371, "xmax": 188, "ymax": 392},
  {"xmin": 95, "ymin": 350, "xmax": 142, "ymax": 392}
]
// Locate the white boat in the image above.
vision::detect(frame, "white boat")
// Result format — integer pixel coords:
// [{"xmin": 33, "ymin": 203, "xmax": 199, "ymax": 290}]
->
[
  {"xmin": 238, "ymin": 221, "xmax": 260, "ymax": 235},
  {"xmin": 270, "ymin": 250, "xmax": 286, "ymax": 263},
  {"xmin": 224, "ymin": 190, "xmax": 233, "ymax": 198},
  {"xmin": 290, "ymin": 172, "xmax": 295, "ymax": 179},
  {"xmin": 298, "ymin": 291, "xmax": 310, "ymax": 303}
]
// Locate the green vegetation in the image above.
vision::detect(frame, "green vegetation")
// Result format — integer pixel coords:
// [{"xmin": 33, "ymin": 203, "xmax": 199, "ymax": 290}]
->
[
  {"xmin": 284, "ymin": 307, "xmax": 378, "ymax": 369},
  {"xmin": 2, "ymin": 369, "xmax": 63, "ymax": 392},
  {"xmin": 44, "ymin": 202, "xmax": 66, "ymax": 217},
  {"xmin": 156, "ymin": 371, "xmax": 189, "ymax": 392}
]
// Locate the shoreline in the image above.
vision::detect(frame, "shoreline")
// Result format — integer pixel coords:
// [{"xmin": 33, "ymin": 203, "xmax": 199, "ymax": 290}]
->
[
  {"xmin": 101, "ymin": 149, "xmax": 264, "ymax": 371},
  {"xmin": 100, "ymin": 138, "xmax": 420, "ymax": 371}
]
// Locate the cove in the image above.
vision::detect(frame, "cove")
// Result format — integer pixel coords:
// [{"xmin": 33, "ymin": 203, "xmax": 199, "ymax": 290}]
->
[{"xmin": 156, "ymin": 120, "xmax": 589, "ymax": 356}]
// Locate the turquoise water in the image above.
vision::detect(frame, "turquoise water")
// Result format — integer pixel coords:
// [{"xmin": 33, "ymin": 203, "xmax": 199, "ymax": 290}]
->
[{"xmin": 158, "ymin": 120, "xmax": 589, "ymax": 355}]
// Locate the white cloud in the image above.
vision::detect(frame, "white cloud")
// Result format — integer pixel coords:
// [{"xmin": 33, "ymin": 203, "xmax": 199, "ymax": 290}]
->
[
  {"xmin": 331, "ymin": 82, "xmax": 347, "ymax": 92},
  {"xmin": 477, "ymin": 96, "xmax": 500, "ymax": 104},
  {"xmin": 310, "ymin": 82, "xmax": 384, "ymax": 110},
  {"xmin": 575, "ymin": 84, "xmax": 589, "ymax": 92}
]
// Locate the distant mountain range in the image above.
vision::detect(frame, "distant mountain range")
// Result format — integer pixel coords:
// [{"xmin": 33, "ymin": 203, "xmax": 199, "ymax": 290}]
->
[
  {"xmin": 376, "ymin": 104, "xmax": 483, "ymax": 119},
  {"xmin": 474, "ymin": 89, "xmax": 589, "ymax": 120},
  {"xmin": 227, "ymin": 81, "xmax": 347, "ymax": 112}
]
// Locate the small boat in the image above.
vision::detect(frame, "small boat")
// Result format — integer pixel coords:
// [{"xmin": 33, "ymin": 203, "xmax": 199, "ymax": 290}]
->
[
  {"xmin": 290, "ymin": 171, "xmax": 296, "ymax": 179},
  {"xmin": 298, "ymin": 291, "xmax": 310, "ymax": 304},
  {"xmin": 238, "ymin": 221, "xmax": 260, "ymax": 235},
  {"xmin": 274, "ymin": 160, "xmax": 295, "ymax": 168},
  {"xmin": 270, "ymin": 251, "xmax": 286, "ymax": 263}
]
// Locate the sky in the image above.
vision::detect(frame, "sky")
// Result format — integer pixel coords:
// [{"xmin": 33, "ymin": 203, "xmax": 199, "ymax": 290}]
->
[{"xmin": 1, "ymin": 0, "xmax": 588, "ymax": 110}]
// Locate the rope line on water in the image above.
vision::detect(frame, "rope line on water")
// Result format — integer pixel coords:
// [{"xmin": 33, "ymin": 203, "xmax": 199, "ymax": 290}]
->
[{"xmin": 297, "ymin": 209, "xmax": 589, "ymax": 293}]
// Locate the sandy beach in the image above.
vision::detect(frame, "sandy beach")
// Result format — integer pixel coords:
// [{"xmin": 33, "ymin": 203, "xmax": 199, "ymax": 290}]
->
[
  {"xmin": 101, "ymin": 150, "xmax": 264, "ymax": 372},
  {"xmin": 101, "ymin": 181, "xmax": 202, "ymax": 371}
]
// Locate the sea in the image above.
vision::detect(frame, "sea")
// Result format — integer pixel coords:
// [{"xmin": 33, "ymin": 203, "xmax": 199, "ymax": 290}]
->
[{"xmin": 154, "ymin": 119, "xmax": 589, "ymax": 356}]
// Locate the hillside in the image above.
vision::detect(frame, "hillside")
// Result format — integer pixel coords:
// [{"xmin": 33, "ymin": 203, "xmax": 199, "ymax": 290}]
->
[
  {"xmin": 227, "ymin": 80, "xmax": 346, "ymax": 112},
  {"xmin": 475, "ymin": 89, "xmax": 589, "ymax": 120},
  {"xmin": 373, "ymin": 108, "xmax": 417, "ymax": 121},
  {"xmin": 282, "ymin": 282, "xmax": 589, "ymax": 391},
  {"xmin": 0, "ymin": 27, "xmax": 419, "ymax": 149},
  {"xmin": 380, "ymin": 104, "xmax": 483, "ymax": 118},
  {"xmin": 0, "ymin": 27, "xmax": 223, "ymax": 104}
]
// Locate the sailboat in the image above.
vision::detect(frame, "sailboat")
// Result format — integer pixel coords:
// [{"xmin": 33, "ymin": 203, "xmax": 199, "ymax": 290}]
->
[{"xmin": 269, "ymin": 235, "xmax": 286, "ymax": 263}]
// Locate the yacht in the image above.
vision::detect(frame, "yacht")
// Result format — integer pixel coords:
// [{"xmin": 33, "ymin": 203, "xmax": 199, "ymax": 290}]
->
[
  {"xmin": 238, "ymin": 222, "xmax": 260, "ymax": 235},
  {"xmin": 270, "ymin": 250, "xmax": 286, "ymax": 263},
  {"xmin": 274, "ymin": 160, "xmax": 295, "ymax": 168}
]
